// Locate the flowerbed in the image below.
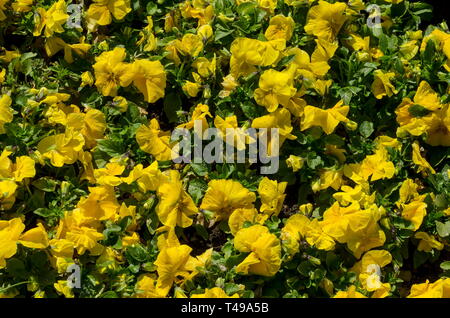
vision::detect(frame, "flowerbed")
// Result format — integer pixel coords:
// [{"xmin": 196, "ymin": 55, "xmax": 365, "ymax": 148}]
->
[{"xmin": 0, "ymin": 0, "xmax": 449, "ymax": 298}]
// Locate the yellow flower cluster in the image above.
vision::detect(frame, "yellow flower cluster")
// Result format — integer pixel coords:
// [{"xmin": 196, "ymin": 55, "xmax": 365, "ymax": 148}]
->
[{"xmin": 0, "ymin": 0, "xmax": 449, "ymax": 299}]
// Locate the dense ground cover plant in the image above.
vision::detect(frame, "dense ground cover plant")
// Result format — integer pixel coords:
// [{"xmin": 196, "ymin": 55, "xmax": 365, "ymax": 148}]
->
[{"xmin": 0, "ymin": 0, "xmax": 449, "ymax": 298}]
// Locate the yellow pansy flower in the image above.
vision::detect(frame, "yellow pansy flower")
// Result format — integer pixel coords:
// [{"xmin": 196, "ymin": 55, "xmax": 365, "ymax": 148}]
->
[
  {"xmin": 33, "ymin": 0, "xmax": 69, "ymax": 37},
  {"xmin": 400, "ymin": 40, "xmax": 419, "ymax": 61},
  {"xmin": 0, "ymin": 180, "xmax": 18, "ymax": 210},
  {"xmin": 219, "ymin": 74, "xmax": 239, "ymax": 98},
  {"xmin": 321, "ymin": 202, "xmax": 371, "ymax": 243},
  {"xmin": 177, "ymin": 104, "xmax": 212, "ymax": 131},
  {"xmin": 64, "ymin": 225, "xmax": 105, "ymax": 255},
  {"xmin": 344, "ymin": 148, "xmax": 395, "ymax": 183},
  {"xmin": 0, "ymin": 218, "xmax": 49, "ymax": 268},
  {"xmin": 371, "ymin": 70, "xmax": 398, "ymax": 99},
  {"xmin": 0, "ymin": 48, "xmax": 20, "ymax": 62},
  {"xmin": 93, "ymin": 47, "xmax": 134, "ymax": 97},
  {"xmin": 301, "ymin": 100, "xmax": 351, "ymax": 135},
  {"xmin": 94, "ymin": 162, "xmax": 125, "ymax": 186},
  {"xmin": 182, "ymin": 81, "xmax": 202, "ymax": 98},
  {"xmin": 351, "ymin": 250, "xmax": 392, "ymax": 297},
  {"xmin": 44, "ymin": 36, "xmax": 91, "ymax": 64},
  {"xmin": 408, "ymin": 278, "xmax": 450, "ymax": 298},
  {"xmin": 305, "ymin": 219, "xmax": 336, "ymax": 251},
  {"xmin": 230, "ymin": 37, "xmax": 285, "ymax": 78},
  {"xmin": 415, "ymin": 232, "xmax": 444, "ymax": 252},
  {"xmin": 178, "ymin": 33, "xmax": 204, "ymax": 58},
  {"xmin": 112, "ymin": 96, "xmax": 128, "ymax": 112},
  {"xmin": 76, "ymin": 185, "xmax": 120, "ymax": 223},
  {"xmin": 137, "ymin": 16, "xmax": 157, "ymax": 52},
  {"xmin": 136, "ymin": 118, "xmax": 174, "ymax": 161},
  {"xmin": 122, "ymin": 161, "xmax": 162, "ymax": 192},
  {"xmin": 345, "ymin": 219, "xmax": 386, "ymax": 258},
  {"xmin": 122, "ymin": 232, "xmax": 140, "ymax": 247},
  {"xmin": 0, "ymin": 94, "xmax": 13, "ymax": 134},
  {"xmin": 131, "ymin": 59, "xmax": 166, "ymax": 103},
  {"xmin": 265, "ymin": 15, "xmax": 295, "ymax": 41},
  {"xmin": 180, "ymin": 0, "xmax": 214, "ymax": 26},
  {"xmin": 258, "ymin": 177, "xmax": 287, "ymax": 216},
  {"xmin": 334, "ymin": 285, "xmax": 367, "ymax": 298},
  {"xmin": 234, "ymin": 225, "xmax": 281, "ymax": 277},
  {"xmin": 213, "ymin": 114, "xmax": 249, "ymax": 151},
  {"xmin": 135, "ymin": 274, "xmax": 167, "ymax": 298},
  {"xmin": 86, "ymin": 0, "xmax": 131, "ymax": 31},
  {"xmin": 197, "ymin": 24, "xmax": 213, "ymax": 41},
  {"xmin": 401, "ymin": 199, "xmax": 427, "ymax": 231},
  {"xmin": 424, "ymin": 105, "xmax": 450, "ymax": 147},
  {"xmin": 12, "ymin": 0, "xmax": 33, "ymax": 12},
  {"xmin": 192, "ymin": 57, "xmax": 216, "ymax": 78},
  {"xmin": 156, "ymin": 170, "xmax": 198, "ymax": 228},
  {"xmin": 155, "ymin": 244, "xmax": 212, "ymax": 296},
  {"xmin": 411, "ymin": 141, "xmax": 436, "ymax": 175},
  {"xmin": 333, "ymin": 185, "xmax": 375, "ymax": 208},
  {"xmin": 304, "ymin": 0, "xmax": 348, "ymax": 42},
  {"xmin": 312, "ymin": 168, "xmax": 344, "ymax": 192},
  {"xmin": 0, "ymin": 68, "xmax": 5, "ymax": 84},
  {"xmin": 200, "ymin": 179, "xmax": 256, "ymax": 221},
  {"xmin": 397, "ymin": 178, "xmax": 419, "ymax": 207},
  {"xmin": 286, "ymin": 155, "xmax": 304, "ymax": 172},
  {"xmin": 80, "ymin": 71, "xmax": 94, "ymax": 88},
  {"xmin": 395, "ymin": 81, "xmax": 444, "ymax": 139},
  {"xmin": 37, "ymin": 128, "xmax": 85, "ymax": 167},
  {"xmin": 251, "ymin": 107, "xmax": 297, "ymax": 150},
  {"xmin": 254, "ymin": 69, "xmax": 296, "ymax": 112},
  {"xmin": 281, "ymin": 214, "xmax": 310, "ymax": 256},
  {"xmin": 228, "ymin": 208, "xmax": 267, "ymax": 235},
  {"xmin": 67, "ymin": 108, "xmax": 106, "ymax": 148},
  {"xmin": 54, "ymin": 280, "xmax": 74, "ymax": 298},
  {"xmin": 49, "ymin": 238, "xmax": 74, "ymax": 259}
]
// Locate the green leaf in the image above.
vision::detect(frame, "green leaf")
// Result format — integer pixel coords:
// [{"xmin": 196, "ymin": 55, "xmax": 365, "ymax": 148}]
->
[
  {"xmin": 277, "ymin": 54, "xmax": 296, "ymax": 68},
  {"xmin": 32, "ymin": 177, "xmax": 57, "ymax": 192},
  {"xmin": 324, "ymin": 134, "xmax": 345, "ymax": 147},
  {"xmin": 194, "ymin": 224, "xmax": 209, "ymax": 240},
  {"xmin": 236, "ymin": 2, "xmax": 257, "ymax": 15},
  {"xmin": 436, "ymin": 221, "xmax": 450, "ymax": 238},
  {"xmin": 379, "ymin": 34, "xmax": 390, "ymax": 53},
  {"xmin": 126, "ymin": 244, "xmax": 148, "ymax": 263},
  {"xmin": 97, "ymin": 138, "xmax": 125, "ymax": 157},
  {"xmin": 423, "ymin": 39, "xmax": 436, "ymax": 63},
  {"xmin": 306, "ymin": 153, "xmax": 323, "ymax": 169},
  {"xmin": 408, "ymin": 104, "xmax": 431, "ymax": 117},
  {"xmin": 146, "ymin": 2, "xmax": 158, "ymax": 15},
  {"xmin": 241, "ymin": 102, "xmax": 263, "ymax": 119},
  {"xmin": 146, "ymin": 210, "xmax": 159, "ymax": 235},
  {"xmin": 359, "ymin": 121, "xmax": 374, "ymax": 138},
  {"xmin": 440, "ymin": 261, "xmax": 450, "ymax": 271},
  {"xmin": 6, "ymin": 259, "xmax": 27, "ymax": 279},
  {"xmin": 215, "ymin": 29, "xmax": 235, "ymax": 42},
  {"xmin": 190, "ymin": 162, "xmax": 209, "ymax": 176},
  {"xmin": 297, "ymin": 261, "xmax": 314, "ymax": 277},
  {"xmin": 188, "ymin": 178, "xmax": 207, "ymax": 204},
  {"xmin": 413, "ymin": 251, "xmax": 430, "ymax": 269},
  {"xmin": 164, "ymin": 92, "xmax": 182, "ymax": 123},
  {"xmin": 101, "ymin": 291, "xmax": 119, "ymax": 298}
]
